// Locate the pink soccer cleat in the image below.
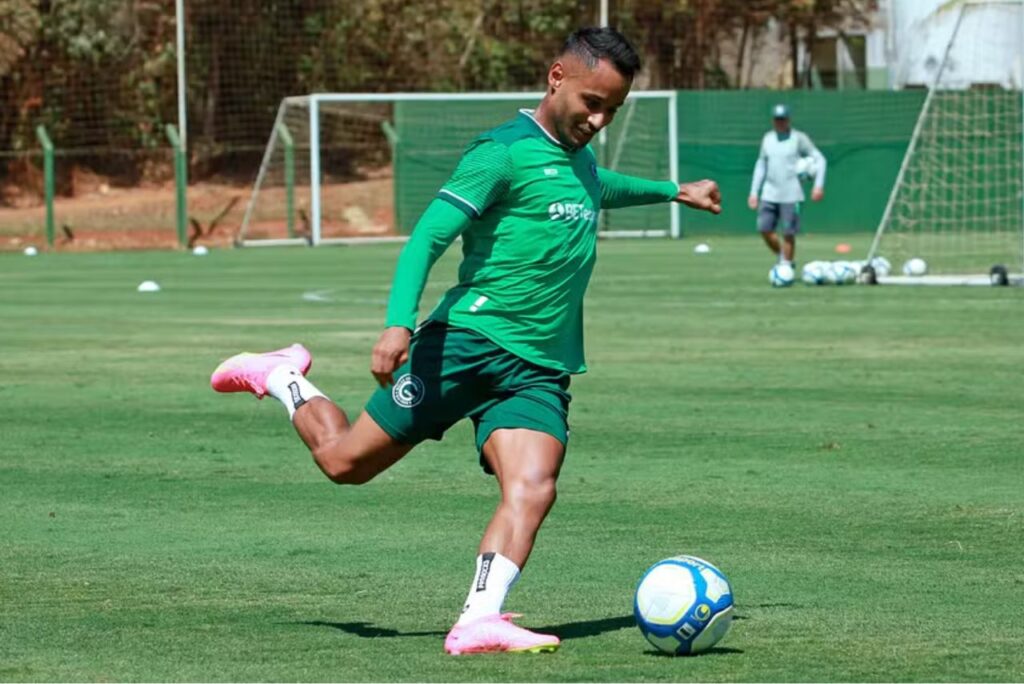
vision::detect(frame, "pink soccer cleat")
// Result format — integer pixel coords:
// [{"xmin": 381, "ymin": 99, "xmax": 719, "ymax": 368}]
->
[
  {"xmin": 210, "ymin": 343, "xmax": 312, "ymax": 399},
  {"xmin": 444, "ymin": 613, "xmax": 560, "ymax": 655}
]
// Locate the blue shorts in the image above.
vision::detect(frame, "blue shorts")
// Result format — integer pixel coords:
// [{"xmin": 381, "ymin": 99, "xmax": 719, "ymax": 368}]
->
[{"xmin": 757, "ymin": 201, "xmax": 801, "ymax": 236}]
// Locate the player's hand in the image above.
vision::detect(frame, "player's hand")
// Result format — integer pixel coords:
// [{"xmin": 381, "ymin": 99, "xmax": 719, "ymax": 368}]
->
[
  {"xmin": 747, "ymin": 194, "xmax": 759, "ymax": 210},
  {"xmin": 371, "ymin": 326, "xmax": 411, "ymax": 387},
  {"xmin": 811, "ymin": 187, "xmax": 824, "ymax": 201},
  {"xmin": 676, "ymin": 180, "xmax": 721, "ymax": 215}
]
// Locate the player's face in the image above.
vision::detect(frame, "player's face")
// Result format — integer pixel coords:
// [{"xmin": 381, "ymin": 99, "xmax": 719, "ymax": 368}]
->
[
  {"xmin": 547, "ymin": 56, "xmax": 631, "ymax": 148},
  {"xmin": 773, "ymin": 117, "xmax": 790, "ymax": 133}
]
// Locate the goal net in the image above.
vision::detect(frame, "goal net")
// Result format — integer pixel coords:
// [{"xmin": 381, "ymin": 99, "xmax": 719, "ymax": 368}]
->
[
  {"xmin": 238, "ymin": 92, "xmax": 679, "ymax": 246},
  {"xmin": 867, "ymin": 0, "xmax": 1024, "ymax": 285}
]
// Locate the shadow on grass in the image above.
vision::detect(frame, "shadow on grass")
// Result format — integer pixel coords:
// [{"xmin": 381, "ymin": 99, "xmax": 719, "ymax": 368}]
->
[
  {"xmin": 540, "ymin": 614, "xmax": 636, "ymax": 641},
  {"xmin": 295, "ymin": 614, "xmax": 636, "ymax": 642},
  {"xmin": 644, "ymin": 646, "xmax": 745, "ymax": 657},
  {"xmin": 296, "ymin": 620, "xmax": 446, "ymax": 638}
]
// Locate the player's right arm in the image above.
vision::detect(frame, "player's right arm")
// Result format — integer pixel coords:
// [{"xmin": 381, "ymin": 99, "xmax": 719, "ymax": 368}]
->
[
  {"xmin": 748, "ymin": 135, "xmax": 767, "ymax": 209},
  {"xmin": 371, "ymin": 139, "xmax": 513, "ymax": 386}
]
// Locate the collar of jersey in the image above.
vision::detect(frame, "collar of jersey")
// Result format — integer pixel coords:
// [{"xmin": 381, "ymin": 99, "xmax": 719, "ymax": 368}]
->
[{"xmin": 518, "ymin": 109, "xmax": 575, "ymax": 151}]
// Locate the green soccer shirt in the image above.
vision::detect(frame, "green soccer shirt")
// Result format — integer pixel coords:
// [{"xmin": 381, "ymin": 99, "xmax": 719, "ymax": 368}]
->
[{"xmin": 385, "ymin": 109, "xmax": 678, "ymax": 374}]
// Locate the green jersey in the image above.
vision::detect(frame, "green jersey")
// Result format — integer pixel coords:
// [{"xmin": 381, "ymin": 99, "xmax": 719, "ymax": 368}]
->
[{"xmin": 385, "ymin": 109, "xmax": 677, "ymax": 374}]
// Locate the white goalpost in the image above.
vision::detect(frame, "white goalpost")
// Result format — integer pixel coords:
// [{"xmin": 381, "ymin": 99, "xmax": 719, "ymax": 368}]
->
[
  {"xmin": 237, "ymin": 91, "xmax": 679, "ymax": 247},
  {"xmin": 866, "ymin": 0, "xmax": 1024, "ymax": 286}
]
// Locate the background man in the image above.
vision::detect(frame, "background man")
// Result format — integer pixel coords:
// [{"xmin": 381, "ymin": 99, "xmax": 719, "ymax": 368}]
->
[{"xmin": 747, "ymin": 103, "xmax": 827, "ymax": 267}]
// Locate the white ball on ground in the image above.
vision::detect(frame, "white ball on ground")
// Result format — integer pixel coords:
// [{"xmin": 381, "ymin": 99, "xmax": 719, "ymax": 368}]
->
[
  {"xmin": 137, "ymin": 280, "xmax": 161, "ymax": 293},
  {"xmin": 801, "ymin": 261, "xmax": 828, "ymax": 285},
  {"xmin": 769, "ymin": 263, "xmax": 795, "ymax": 287},
  {"xmin": 869, "ymin": 256, "xmax": 891, "ymax": 277},
  {"xmin": 23, "ymin": 246, "xmax": 38, "ymax": 256},
  {"xmin": 830, "ymin": 261, "xmax": 857, "ymax": 285},
  {"xmin": 902, "ymin": 257, "xmax": 928, "ymax": 276},
  {"xmin": 634, "ymin": 555, "xmax": 734, "ymax": 656},
  {"xmin": 192, "ymin": 245, "xmax": 209, "ymax": 256},
  {"xmin": 693, "ymin": 243, "xmax": 711, "ymax": 255}
]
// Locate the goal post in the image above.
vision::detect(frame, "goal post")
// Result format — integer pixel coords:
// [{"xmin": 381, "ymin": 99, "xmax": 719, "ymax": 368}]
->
[
  {"xmin": 238, "ymin": 91, "xmax": 679, "ymax": 246},
  {"xmin": 867, "ymin": 0, "xmax": 1024, "ymax": 285}
]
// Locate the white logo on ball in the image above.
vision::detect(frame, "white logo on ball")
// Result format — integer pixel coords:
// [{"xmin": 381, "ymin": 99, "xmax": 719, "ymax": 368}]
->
[{"xmin": 392, "ymin": 374, "xmax": 425, "ymax": 408}]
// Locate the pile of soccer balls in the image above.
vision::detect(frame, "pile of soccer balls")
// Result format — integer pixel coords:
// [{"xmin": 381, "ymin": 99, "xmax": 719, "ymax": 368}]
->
[
  {"xmin": 770, "ymin": 256, "xmax": 929, "ymax": 287},
  {"xmin": 799, "ymin": 259, "xmax": 879, "ymax": 286},
  {"xmin": 769, "ymin": 259, "xmax": 869, "ymax": 287}
]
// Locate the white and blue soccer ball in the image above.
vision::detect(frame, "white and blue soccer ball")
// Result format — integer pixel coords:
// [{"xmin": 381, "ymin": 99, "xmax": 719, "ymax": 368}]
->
[
  {"xmin": 830, "ymin": 261, "xmax": 857, "ymax": 285},
  {"xmin": 794, "ymin": 156, "xmax": 818, "ymax": 183},
  {"xmin": 769, "ymin": 263, "xmax": 795, "ymax": 287},
  {"xmin": 869, "ymin": 256, "xmax": 892, "ymax": 277},
  {"xmin": 801, "ymin": 261, "xmax": 828, "ymax": 285},
  {"xmin": 902, "ymin": 257, "xmax": 928, "ymax": 276},
  {"xmin": 634, "ymin": 555, "xmax": 734, "ymax": 656}
]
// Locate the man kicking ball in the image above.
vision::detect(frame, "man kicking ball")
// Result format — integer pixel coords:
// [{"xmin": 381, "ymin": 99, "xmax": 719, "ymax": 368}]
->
[{"xmin": 211, "ymin": 26, "xmax": 721, "ymax": 655}]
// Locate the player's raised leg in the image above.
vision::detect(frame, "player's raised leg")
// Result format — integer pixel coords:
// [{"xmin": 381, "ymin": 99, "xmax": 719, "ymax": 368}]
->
[
  {"xmin": 210, "ymin": 344, "xmax": 414, "ymax": 484},
  {"xmin": 444, "ymin": 428, "xmax": 563, "ymax": 655}
]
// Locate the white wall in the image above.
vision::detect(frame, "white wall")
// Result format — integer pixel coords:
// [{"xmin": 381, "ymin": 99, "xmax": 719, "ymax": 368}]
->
[{"xmin": 889, "ymin": 0, "xmax": 1022, "ymax": 89}]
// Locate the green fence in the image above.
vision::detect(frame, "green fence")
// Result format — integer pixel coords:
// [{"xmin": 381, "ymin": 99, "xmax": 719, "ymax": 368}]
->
[
  {"xmin": 392, "ymin": 90, "xmax": 927, "ymax": 236},
  {"xmin": 676, "ymin": 90, "xmax": 925, "ymax": 234},
  {"xmin": 392, "ymin": 96, "xmax": 673, "ymax": 234}
]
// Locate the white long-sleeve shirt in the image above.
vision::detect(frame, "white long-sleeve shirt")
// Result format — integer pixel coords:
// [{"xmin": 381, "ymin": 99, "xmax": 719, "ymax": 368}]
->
[{"xmin": 750, "ymin": 129, "xmax": 826, "ymax": 203}]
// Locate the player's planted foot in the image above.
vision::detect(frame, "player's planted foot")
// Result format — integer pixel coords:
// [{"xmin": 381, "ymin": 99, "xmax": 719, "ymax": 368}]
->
[
  {"xmin": 210, "ymin": 343, "xmax": 312, "ymax": 398},
  {"xmin": 444, "ymin": 613, "xmax": 560, "ymax": 655}
]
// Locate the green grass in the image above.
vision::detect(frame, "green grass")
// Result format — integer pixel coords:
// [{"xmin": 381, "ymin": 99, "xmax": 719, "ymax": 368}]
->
[{"xmin": 2, "ymin": 235, "xmax": 1022, "ymax": 682}]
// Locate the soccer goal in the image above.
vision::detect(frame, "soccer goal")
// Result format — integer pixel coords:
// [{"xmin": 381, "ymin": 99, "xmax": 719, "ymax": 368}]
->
[
  {"xmin": 866, "ymin": 0, "xmax": 1024, "ymax": 286},
  {"xmin": 237, "ymin": 91, "xmax": 679, "ymax": 246}
]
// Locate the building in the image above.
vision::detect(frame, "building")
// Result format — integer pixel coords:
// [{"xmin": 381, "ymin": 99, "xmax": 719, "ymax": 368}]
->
[{"xmin": 720, "ymin": 0, "xmax": 1022, "ymax": 90}]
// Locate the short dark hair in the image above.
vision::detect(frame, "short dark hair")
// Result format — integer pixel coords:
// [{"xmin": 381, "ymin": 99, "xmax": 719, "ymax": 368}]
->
[{"xmin": 561, "ymin": 27, "xmax": 642, "ymax": 80}]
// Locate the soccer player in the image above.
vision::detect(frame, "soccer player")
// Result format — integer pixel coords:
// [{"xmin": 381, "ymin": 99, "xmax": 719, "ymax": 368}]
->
[
  {"xmin": 211, "ymin": 27, "xmax": 721, "ymax": 655},
  {"xmin": 747, "ymin": 103, "xmax": 826, "ymax": 267}
]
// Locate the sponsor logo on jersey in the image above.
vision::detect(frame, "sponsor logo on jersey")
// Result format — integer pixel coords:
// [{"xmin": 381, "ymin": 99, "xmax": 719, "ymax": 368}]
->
[
  {"xmin": 392, "ymin": 373, "xmax": 425, "ymax": 408},
  {"xmin": 548, "ymin": 201, "xmax": 596, "ymax": 223},
  {"xmin": 543, "ymin": 167, "xmax": 559, "ymax": 176}
]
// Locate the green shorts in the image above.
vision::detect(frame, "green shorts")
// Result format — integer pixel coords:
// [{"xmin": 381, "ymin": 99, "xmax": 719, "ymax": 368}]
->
[{"xmin": 365, "ymin": 322, "xmax": 571, "ymax": 473}]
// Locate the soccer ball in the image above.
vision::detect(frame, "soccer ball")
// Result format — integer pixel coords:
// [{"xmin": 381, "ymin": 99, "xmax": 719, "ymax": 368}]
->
[
  {"xmin": 902, "ymin": 257, "xmax": 928, "ymax": 276},
  {"xmin": 794, "ymin": 156, "xmax": 818, "ymax": 183},
  {"xmin": 634, "ymin": 555, "xmax": 734, "ymax": 656},
  {"xmin": 830, "ymin": 261, "xmax": 857, "ymax": 285},
  {"xmin": 769, "ymin": 263, "xmax": 795, "ymax": 287},
  {"xmin": 801, "ymin": 261, "xmax": 828, "ymax": 285},
  {"xmin": 869, "ymin": 256, "xmax": 891, "ymax": 277}
]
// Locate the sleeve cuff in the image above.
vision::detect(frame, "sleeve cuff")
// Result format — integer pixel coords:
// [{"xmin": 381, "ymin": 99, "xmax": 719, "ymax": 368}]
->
[{"xmin": 437, "ymin": 189, "xmax": 480, "ymax": 218}]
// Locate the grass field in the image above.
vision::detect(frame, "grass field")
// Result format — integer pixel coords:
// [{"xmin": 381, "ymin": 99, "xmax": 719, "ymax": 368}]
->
[{"xmin": 2, "ymin": 234, "xmax": 1022, "ymax": 682}]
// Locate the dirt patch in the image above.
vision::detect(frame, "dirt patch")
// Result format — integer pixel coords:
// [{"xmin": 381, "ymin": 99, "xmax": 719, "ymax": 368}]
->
[{"xmin": 0, "ymin": 175, "xmax": 397, "ymax": 252}]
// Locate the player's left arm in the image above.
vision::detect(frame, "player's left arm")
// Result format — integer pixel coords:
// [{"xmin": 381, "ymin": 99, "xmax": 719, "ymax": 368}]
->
[
  {"xmin": 799, "ymin": 132, "xmax": 827, "ymax": 200},
  {"xmin": 597, "ymin": 168, "xmax": 721, "ymax": 214}
]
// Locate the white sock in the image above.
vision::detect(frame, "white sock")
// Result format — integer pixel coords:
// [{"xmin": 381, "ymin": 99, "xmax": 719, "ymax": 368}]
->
[
  {"xmin": 265, "ymin": 365, "xmax": 327, "ymax": 420},
  {"xmin": 457, "ymin": 552, "xmax": 520, "ymax": 625}
]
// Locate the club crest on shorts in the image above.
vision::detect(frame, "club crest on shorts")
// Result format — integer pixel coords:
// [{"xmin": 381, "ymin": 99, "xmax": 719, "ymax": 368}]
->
[{"xmin": 392, "ymin": 373, "xmax": 425, "ymax": 408}]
